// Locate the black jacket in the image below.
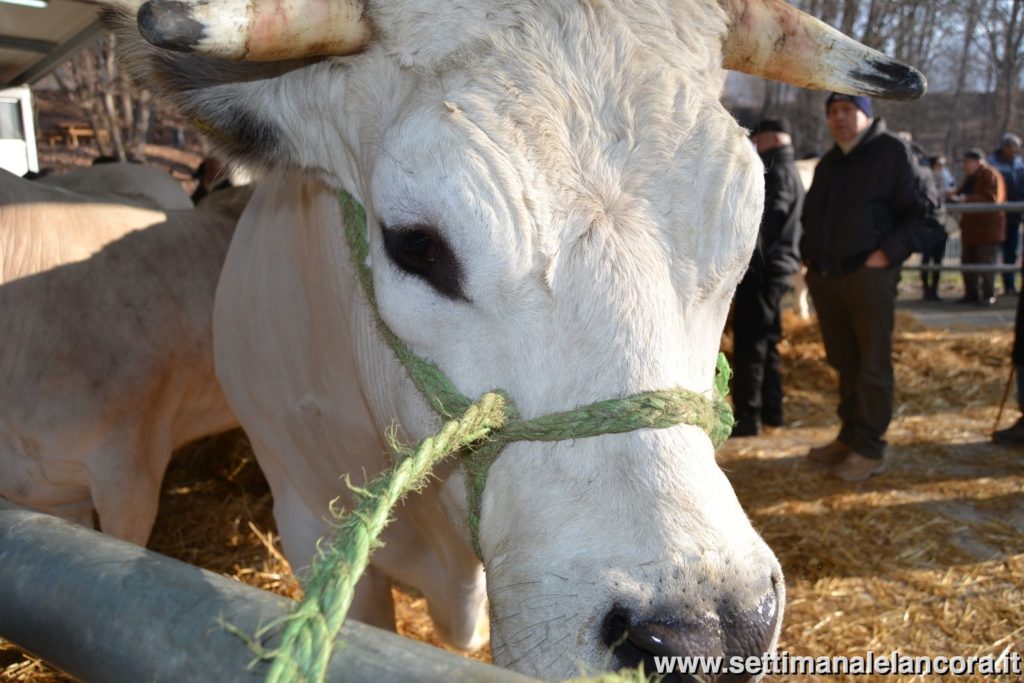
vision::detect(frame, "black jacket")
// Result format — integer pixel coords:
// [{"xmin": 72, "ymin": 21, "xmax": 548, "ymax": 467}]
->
[
  {"xmin": 749, "ymin": 143, "xmax": 803, "ymax": 279},
  {"xmin": 801, "ymin": 118, "xmax": 943, "ymax": 276}
]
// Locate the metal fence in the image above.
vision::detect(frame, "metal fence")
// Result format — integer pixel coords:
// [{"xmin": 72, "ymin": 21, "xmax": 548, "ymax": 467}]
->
[
  {"xmin": 904, "ymin": 200, "xmax": 1024, "ymax": 273},
  {"xmin": 0, "ymin": 499, "xmax": 536, "ymax": 683}
]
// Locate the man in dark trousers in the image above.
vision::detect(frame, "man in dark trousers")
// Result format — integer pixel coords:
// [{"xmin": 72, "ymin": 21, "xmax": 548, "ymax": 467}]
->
[
  {"xmin": 801, "ymin": 93, "xmax": 942, "ymax": 481},
  {"xmin": 993, "ymin": 275, "xmax": 1024, "ymax": 444},
  {"xmin": 988, "ymin": 133, "xmax": 1024, "ymax": 295},
  {"xmin": 731, "ymin": 119, "xmax": 804, "ymax": 437}
]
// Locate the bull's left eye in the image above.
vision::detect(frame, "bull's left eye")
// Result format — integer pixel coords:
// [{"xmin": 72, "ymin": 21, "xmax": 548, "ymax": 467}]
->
[
  {"xmin": 387, "ymin": 228, "xmax": 436, "ymax": 266},
  {"xmin": 381, "ymin": 224, "xmax": 468, "ymax": 301}
]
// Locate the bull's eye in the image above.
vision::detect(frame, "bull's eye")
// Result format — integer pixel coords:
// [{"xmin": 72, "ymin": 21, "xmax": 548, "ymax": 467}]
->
[
  {"xmin": 381, "ymin": 224, "xmax": 468, "ymax": 301},
  {"xmin": 388, "ymin": 228, "xmax": 436, "ymax": 265}
]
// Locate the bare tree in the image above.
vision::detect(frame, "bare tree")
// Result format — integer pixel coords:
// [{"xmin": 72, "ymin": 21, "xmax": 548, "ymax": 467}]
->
[
  {"xmin": 53, "ymin": 33, "xmax": 153, "ymax": 161},
  {"xmin": 976, "ymin": 0, "xmax": 1024, "ymax": 137},
  {"xmin": 944, "ymin": 0, "xmax": 982, "ymax": 157},
  {"xmin": 53, "ymin": 43, "xmax": 113, "ymax": 157}
]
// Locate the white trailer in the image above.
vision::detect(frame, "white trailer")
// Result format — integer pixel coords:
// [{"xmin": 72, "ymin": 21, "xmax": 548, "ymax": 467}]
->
[{"xmin": 0, "ymin": 84, "xmax": 38, "ymax": 176}]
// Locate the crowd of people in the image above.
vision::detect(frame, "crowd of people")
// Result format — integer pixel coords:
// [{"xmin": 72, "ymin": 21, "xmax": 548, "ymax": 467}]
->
[{"xmin": 731, "ymin": 92, "xmax": 1024, "ymax": 481}]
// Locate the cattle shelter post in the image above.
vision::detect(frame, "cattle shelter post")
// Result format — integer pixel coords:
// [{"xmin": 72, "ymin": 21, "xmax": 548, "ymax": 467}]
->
[{"xmin": 0, "ymin": 499, "xmax": 536, "ymax": 683}]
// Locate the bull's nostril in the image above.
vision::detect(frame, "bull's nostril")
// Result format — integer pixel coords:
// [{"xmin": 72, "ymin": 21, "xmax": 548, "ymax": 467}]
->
[
  {"xmin": 603, "ymin": 606, "xmax": 725, "ymax": 656},
  {"xmin": 601, "ymin": 606, "xmax": 730, "ymax": 683},
  {"xmin": 628, "ymin": 619, "xmax": 722, "ymax": 660},
  {"xmin": 600, "ymin": 605, "xmax": 630, "ymax": 648}
]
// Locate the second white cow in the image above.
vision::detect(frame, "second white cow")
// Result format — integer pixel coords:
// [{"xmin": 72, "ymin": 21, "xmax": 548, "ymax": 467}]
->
[
  {"xmin": 0, "ymin": 170, "xmax": 242, "ymax": 545},
  {"xmin": 38, "ymin": 161, "xmax": 194, "ymax": 211}
]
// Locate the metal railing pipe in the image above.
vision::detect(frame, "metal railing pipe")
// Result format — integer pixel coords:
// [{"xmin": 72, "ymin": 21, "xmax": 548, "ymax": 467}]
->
[
  {"xmin": 0, "ymin": 499, "xmax": 535, "ymax": 683},
  {"xmin": 903, "ymin": 263, "xmax": 1021, "ymax": 273},
  {"xmin": 945, "ymin": 201, "xmax": 1024, "ymax": 214}
]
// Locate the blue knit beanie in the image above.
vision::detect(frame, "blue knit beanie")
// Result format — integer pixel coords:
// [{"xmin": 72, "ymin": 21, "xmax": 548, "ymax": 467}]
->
[{"xmin": 825, "ymin": 92, "xmax": 873, "ymax": 118}]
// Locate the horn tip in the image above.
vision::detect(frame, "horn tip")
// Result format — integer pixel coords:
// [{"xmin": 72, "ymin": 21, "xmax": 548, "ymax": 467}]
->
[
  {"xmin": 137, "ymin": 0, "xmax": 206, "ymax": 53},
  {"xmin": 857, "ymin": 59, "xmax": 928, "ymax": 101}
]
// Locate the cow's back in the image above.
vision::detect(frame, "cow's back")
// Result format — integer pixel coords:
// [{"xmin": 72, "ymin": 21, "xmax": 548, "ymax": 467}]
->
[
  {"xmin": 38, "ymin": 163, "xmax": 193, "ymax": 211},
  {"xmin": 1, "ymin": 169, "xmax": 168, "ymax": 282}
]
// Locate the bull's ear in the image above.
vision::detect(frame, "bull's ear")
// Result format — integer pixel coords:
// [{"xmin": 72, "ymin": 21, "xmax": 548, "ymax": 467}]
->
[
  {"xmin": 719, "ymin": 0, "xmax": 926, "ymax": 100},
  {"xmin": 100, "ymin": 9, "xmax": 341, "ymax": 170}
]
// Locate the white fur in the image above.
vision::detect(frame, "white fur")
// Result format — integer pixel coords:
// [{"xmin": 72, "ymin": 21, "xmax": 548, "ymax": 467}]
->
[{"xmin": 177, "ymin": 0, "xmax": 782, "ymax": 677}]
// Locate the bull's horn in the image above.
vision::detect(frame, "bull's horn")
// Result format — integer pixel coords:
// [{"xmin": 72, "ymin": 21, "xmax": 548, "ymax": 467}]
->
[
  {"xmin": 719, "ymin": 0, "xmax": 926, "ymax": 100},
  {"xmin": 136, "ymin": 0, "xmax": 370, "ymax": 61}
]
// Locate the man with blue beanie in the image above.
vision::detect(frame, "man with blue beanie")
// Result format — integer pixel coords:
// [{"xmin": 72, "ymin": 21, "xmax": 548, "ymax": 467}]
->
[{"xmin": 800, "ymin": 93, "xmax": 943, "ymax": 481}]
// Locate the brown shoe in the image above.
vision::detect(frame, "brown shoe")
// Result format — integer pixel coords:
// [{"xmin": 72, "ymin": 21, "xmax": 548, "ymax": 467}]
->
[
  {"xmin": 830, "ymin": 451, "xmax": 887, "ymax": 482},
  {"xmin": 806, "ymin": 439, "xmax": 851, "ymax": 465}
]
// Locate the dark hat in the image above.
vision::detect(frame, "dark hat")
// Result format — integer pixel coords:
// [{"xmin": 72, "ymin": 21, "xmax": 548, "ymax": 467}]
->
[
  {"xmin": 965, "ymin": 148, "xmax": 985, "ymax": 161},
  {"xmin": 825, "ymin": 92, "xmax": 873, "ymax": 118},
  {"xmin": 752, "ymin": 118, "xmax": 789, "ymax": 135}
]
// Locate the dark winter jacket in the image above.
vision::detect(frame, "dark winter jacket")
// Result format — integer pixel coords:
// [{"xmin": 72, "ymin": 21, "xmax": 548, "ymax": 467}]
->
[
  {"xmin": 800, "ymin": 118, "xmax": 943, "ymax": 276},
  {"xmin": 748, "ymin": 143, "xmax": 804, "ymax": 280},
  {"xmin": 988, "ymin": 151, "xmax": 1024, "ymax": 203}
]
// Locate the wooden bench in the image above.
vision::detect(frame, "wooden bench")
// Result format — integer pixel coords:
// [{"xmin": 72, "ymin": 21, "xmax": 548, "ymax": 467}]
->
[{"xmin": 54, "ymin": 122, "xmax": 109, "ymax": 148}]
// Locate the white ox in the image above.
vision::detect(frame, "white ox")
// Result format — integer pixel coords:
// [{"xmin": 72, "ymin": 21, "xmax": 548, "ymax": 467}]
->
[
  {"xmin": 37, "ymin": 161, "xmax": 194, "ymax": 211},
  {"xmin": 102, "ymin": 0, "xmax": 924, "ymax": 677},
  {"xmin": 0, "ymin": 170, "xmax": 241, "ymax": 545}
]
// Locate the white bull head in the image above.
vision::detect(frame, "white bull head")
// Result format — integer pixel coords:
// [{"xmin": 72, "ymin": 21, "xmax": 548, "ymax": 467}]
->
[{"xmin": 101, "ymin": 1, "xmax": 923, "ymax": 679}]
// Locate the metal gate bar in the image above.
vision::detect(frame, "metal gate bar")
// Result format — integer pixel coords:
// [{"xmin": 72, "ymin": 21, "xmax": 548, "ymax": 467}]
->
[{"xmin": 0, "ymin": 499, "xmax": 534, "ymax": 683}]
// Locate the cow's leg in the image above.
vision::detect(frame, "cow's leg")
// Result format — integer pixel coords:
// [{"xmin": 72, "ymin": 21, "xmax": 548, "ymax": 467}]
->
[
  {"xmin": 49, "ymin": 500, "xmax": 96, "ymax": 530},
  {"xmin": 0, "ymin": 426, "xmax": 96, "ymax": 529},
  {"xmin": 373, "ymin": 501, "xmax": 489, "ymax": 651},
  {"xmin": 88, "ymin": 431, "xmax": 168, "ymax": 547},
  {"xmin": 269, "ymin": 475, "xmax": 397, "ymax": 631},
  {"xmin": 349, "ymin": 565, "xmax": 397, "ymax": 632}
]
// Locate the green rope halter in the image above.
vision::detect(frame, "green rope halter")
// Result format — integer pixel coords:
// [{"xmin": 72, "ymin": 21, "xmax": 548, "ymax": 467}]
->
[{"xmin": 257, "ymin": 191, "xmax": 734, "ymax": 683}]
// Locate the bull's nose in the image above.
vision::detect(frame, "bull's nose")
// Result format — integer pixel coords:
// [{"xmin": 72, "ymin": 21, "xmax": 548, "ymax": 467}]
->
[{"xmin": 600, "ymin": 582, "xmax": 779, "ymax": 683}]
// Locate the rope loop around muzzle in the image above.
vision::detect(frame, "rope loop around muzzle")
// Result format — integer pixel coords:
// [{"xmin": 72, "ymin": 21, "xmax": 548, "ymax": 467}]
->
[{"xmin": 256, "ymin": 191, "xmax": 734, "ymax": 683}]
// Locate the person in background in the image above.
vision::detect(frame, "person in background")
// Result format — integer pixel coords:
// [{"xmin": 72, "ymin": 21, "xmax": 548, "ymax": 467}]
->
[
  {"xmin": 731, "ymin": 118, "xmax": 804, "ymax": 437},
  {"xmin": 949, "ymin": 149, "xmax": 1006, "ymax": 306},
  {"xmin": 988, "ymin": 134, "xmax": 1024, "ymax": 295},
  {"xmin": 993, "ymin": 281, "xmax": 1024, "ymax": 443},
  {"xmin": 191, "ymin": 156, "xmax": 233, "ymax": 205},
  {"xmin": 931, "ymin": 154, "xmax": 955, "ymax": 191},
  {"xmin": 800, "ymin": 93, "xmax": 942, "ymax": 482},
  {"xmin": 921, "ymin": 155, "xmax": 954, "ymax": 301},
  {"xmin": 897, "ymin": 131, "xmax": 931, "ymax": 168}
]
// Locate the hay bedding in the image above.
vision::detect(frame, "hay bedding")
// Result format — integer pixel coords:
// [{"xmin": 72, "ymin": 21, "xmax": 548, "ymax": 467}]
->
[{"xmin": 2, "ymin": 313, "xmax": 1022, "ymax": 682}]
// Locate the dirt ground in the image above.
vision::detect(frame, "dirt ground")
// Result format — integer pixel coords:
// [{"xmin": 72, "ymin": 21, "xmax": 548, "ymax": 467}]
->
[{"xmin": 2, "ymin": 308, "xmax": 1022, "ymax": 682}]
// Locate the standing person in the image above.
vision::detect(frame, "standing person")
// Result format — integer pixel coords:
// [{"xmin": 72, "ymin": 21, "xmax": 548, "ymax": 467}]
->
[
  {"xmin": 800, "ymin": 93, "xmax": 942, "ymax": 482},
  {"xmin": 988, "ymin": 134, "xmax": 1024, "ymax": 295},
  {"xmin": 731, "ymin": 119, "xmax": 804, "ymax": 437},
  {"xmin": 191, "ymin": 156, "xmax": 233, "ymax": 205},
  {"xmin": 920, "ymin": 155, "xmax": 954, "ymax": 301},
  {"xmin": 993, "ymin": 277, "xmax": 1024, "ymax": 443},
  {"xmin": 949, "ymin": 149, "xmax": 1006, "ymax": 306},
  {"xmin": 930, "ymin": 154, "xmax": 955, "ymax": 191}
]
